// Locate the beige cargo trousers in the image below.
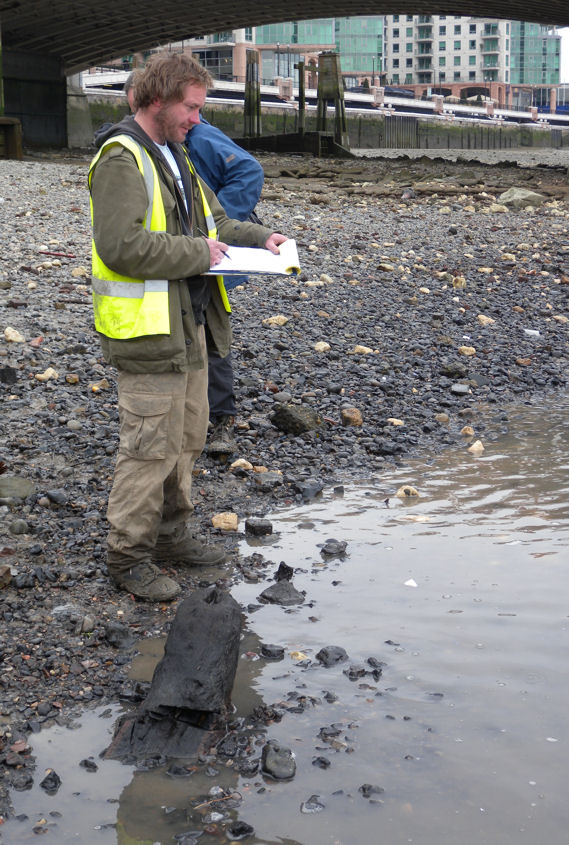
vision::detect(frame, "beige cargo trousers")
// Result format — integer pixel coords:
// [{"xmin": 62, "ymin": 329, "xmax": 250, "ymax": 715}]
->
[{"xmin": 106, "ymin": 327, "xmax": 209, "ymax": 577}]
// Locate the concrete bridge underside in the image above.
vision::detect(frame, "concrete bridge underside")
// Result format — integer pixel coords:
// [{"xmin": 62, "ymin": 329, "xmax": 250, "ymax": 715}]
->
[
  {"xmin": 1, "ymin": 1, "xmax": 568, "ymax": 147},
  {"xmin": 1, "ymin": 1, "xmax": 568, "ymax": 75}
]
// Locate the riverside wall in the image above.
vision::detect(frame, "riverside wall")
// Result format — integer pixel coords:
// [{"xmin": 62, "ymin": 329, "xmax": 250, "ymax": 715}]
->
[{"xmin": 87, "ymin": 94, "xmax": 569, "ymax": 151}]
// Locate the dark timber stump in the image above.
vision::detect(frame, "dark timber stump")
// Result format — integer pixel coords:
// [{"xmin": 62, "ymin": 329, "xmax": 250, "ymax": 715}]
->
[{"xmin": 104, "ymin": 587, "xmax": 242, "ymax": 761}]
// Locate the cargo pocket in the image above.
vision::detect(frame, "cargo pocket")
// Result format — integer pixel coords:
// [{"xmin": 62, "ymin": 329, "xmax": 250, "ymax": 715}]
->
[{"xmin": 118, "ymin": 393, "xmax": 173, "ymax": 460}]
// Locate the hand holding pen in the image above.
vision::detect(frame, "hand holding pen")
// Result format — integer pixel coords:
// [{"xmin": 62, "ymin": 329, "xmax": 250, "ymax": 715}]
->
[{"xmin": 196, "ymin": 226, "xmax": 231, "ymax": 267}]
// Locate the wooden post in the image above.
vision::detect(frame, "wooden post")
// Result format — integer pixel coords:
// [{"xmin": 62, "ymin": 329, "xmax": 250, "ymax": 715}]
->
[
  {"xmin": 295, "ymin": 60, "xmax": 305, "ymax": 137},
  {"xmin": 244, "ymin": 49, "xmax": 261, "ymax": 137},
  {"xmin": 316, "ymin": 51, "xmax": 349, "ymax": 148}
]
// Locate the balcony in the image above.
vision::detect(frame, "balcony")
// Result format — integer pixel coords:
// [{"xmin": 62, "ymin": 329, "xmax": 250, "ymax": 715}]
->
[
  {"xmin": 480, "ymin": 38, "xmax": 500, "ymax": 54},
  {"xmin": 416, "ymin": 27, "xmax": 433, "ymax": 41}
]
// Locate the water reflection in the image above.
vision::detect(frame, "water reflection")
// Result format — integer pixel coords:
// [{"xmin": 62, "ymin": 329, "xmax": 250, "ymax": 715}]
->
[{"xmin": 4, "ymin": 396, "xmax": 569, "ymax": 844}]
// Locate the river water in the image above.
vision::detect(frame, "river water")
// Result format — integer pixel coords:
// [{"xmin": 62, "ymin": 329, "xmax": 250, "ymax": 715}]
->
[{"xmin": 4, "ymin": 394, "xmax": 568, "ymax": 845}]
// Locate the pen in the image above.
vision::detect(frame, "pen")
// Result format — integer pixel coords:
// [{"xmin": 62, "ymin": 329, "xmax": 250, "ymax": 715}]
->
[{"xmin": 196, "ymin": 226, "xmax": 231, "ymax": 259}]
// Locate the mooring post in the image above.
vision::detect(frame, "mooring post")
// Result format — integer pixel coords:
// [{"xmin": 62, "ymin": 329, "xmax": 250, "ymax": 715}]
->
[
  {"xmin": 316, "ymin": 51, "xmax": 349, "ymax": 148},
  {"xmin": 244, "ymin": 49, "xmax": 261, "ymax": 137},
  {"xmin": 295, "ymin": 60, "xmax": 305, "ymax": 137}
]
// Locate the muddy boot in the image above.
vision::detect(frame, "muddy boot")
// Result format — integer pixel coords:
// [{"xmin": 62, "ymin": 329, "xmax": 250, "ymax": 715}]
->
[
  {"xmin": 207, "ymin": 415, "xmax": 236, "ymax": 457},
  {"xmin": 152, "ymin": 533, "xmax": 226, "ymax": 567},
  {"xmin": 111, "ymin": 562, "xmax": 181, "ymax": 602}
]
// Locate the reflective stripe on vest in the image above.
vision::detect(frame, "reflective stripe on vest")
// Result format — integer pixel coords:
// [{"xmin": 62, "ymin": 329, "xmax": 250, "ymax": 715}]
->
[
  {"xmin": 187, "ymin": 158, "xmax": 231, "ymax": 315},
  {"xmin": 89, "ymin": 134, "xmax": 171, "ymax": 339}
]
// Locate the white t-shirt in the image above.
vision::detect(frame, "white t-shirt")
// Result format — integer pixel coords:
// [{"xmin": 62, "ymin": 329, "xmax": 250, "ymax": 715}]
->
[{"xmin": 155, "ymin": 142, "xmax": 188, "ymax": 210}]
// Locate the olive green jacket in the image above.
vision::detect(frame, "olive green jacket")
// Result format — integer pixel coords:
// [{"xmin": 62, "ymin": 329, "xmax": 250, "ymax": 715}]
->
[{"xmin": 90, "ymin": 129, "xmax": 273, "ymax": 374}]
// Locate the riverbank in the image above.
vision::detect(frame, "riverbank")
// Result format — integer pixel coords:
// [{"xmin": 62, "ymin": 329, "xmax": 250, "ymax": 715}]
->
[{"xmin": 0, "ymin": 149, "xmax": 568, "ymax": 819}]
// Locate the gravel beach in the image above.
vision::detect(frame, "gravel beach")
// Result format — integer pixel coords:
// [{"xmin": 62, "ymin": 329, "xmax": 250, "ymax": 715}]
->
[{"xmin": 0, "ymin": 148, "xmax": 568, "ymax": 817}]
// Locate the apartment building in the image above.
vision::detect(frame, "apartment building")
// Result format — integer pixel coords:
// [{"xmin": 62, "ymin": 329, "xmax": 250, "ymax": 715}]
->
[{"xmin": 382, "ymin": 15, "xmax": 560, "ymax": 105}]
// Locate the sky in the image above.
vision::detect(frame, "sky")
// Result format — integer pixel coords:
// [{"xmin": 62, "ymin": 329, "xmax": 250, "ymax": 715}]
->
[{"xmin": 561, "ymin": 28, "xmax": 569, "ymax": 82}]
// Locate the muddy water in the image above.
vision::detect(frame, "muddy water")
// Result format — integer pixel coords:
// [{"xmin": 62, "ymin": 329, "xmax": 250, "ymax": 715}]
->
[{"xmin": 4, "ymin": 396, "xmax": 569, "ymax": 845}]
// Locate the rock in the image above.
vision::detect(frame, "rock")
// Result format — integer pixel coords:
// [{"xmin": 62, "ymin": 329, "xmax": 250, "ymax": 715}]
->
[
  {"xmin": 359, "ymin": 783, "xmax": 385, "ymax": 799},
  {"xmin": 294, "ymin": 479, "xmax": 324, "ymax": 500},
  {"xmin": 458, "ymin": 346, "xmax": 476, "ymax": 356},
  {"xmin": 300, "ymin": 794, "xmax": 325, "ymax": 813},
  {"xmin": 461, "ymin": 425, "xmax": 475, "ymax": 436},
  {"xmin": 263, "ymin": 315, "xmax": 289, "ymax": 327},
  {"xmin": 451, "ymin": 383, "xmax": 471, "ymax": 395},
  {"xmin": 498, "ymin": 187, "xmax": 547, "ymax": 209},
  {"xmin": 261, "ymin": 740, "xmax": 296, "ymax": 780},
  {"xmin": 477, "ymin": 314, "xmax": 496, "ymax": 326},
  {"xmin": 212, "ymin": 512, "xmax": 239, "ymax": 531},
  {"xmin": 0, "ymin": 564, "xmax": 12, "ymax": 588},
  {"xmin": 0, "ymin": 476, "xmax": 35, "ymax": 499},
  {"xmin": 260, "ymin": 643, "xmax": 285, "ymax": 660},
  {"xmin": 4, "ymin": 326, "xmax": 25, "ymax": 343},
  {"xmin": 316, "ymin": 645, "xmax": 348, "ymax": 666},
  {"xmin": 258, "ymin": 581, "xmax": 304, "ymax": 606},
  {"xmin": 434, "ymin": 413, "xmax": 449, "ymax": 423},
  {"xmin": 104, "ymin": 621, "xmax": 136, "ymax": 649},
  {"xmin": 0, "ymin": 366, "xmax": 18, "ymax": 384},
  {"xmin": 312, "ymin": 756, "xmax": 331, "ymax": 769},
  {"xmin": 319, "ymin": 273, "xmax": 334, "ymax": 284},
  {"xmin": 39, "ymin": 769, "xmax": 62, "ymax": 795},
  {"xmin": 387, "ymin": 417, "xmax": 404, "ymax": 426},
  {"xmin": 452, "ymin": 275, "xmax": 467, "ymax": 288},
  {"xmin": 35, "ymin": 367, "xmax": 59, "ymax": 382},
  {"xmin": 226, "ymin": 820, "xmax": 255, "ymax": 840},
  {"xmin": 271, "ymin": 404, "xmax": 321, "ymax": 434},
  {"xmin": 396, "ymin": 485, "xmax": 420, "ymax": 499},
  {"xmin": 320, "ymin": 538, "xmax": 348, "ymax": 556},
  {"xmin": 46, "ymin": 489, "xmax": 68, "ymax": 505},
  {"xmin": 314, "ymin": 341, "xmax": 331, "ymax": 353},
  {"xmin": 245, "ymin": 517, "xmax": 273, "ymax": 536},
  {"xmin": 231, "ymin": 458, "xmax": 253, "ymax": 471},
  {"xmin": 341, "ymin": 407, "xmax": 363, "ymax": 426},
  {"xmin": 353, "ymin": 344, "xmax": 373, "ymax": 354},
  {"xmin": 253, "ymin": 471, "xmax": 283, "ymax": 492},
  {"xmin": 9, "ymin": 519, "xmax": 30, "ymax": 535},
  {"xmin": 468, "ymin": 440, "xmax": 485, "ymax": 455}
]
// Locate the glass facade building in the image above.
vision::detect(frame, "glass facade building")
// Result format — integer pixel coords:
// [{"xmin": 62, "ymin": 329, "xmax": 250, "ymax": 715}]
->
[{"xmin": 509, "ymin": 23, "xmax": 560, "ymax": 84}]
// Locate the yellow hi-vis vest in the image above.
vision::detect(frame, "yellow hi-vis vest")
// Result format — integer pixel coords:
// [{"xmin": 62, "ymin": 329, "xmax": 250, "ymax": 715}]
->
[{"xmin": 88, "ymin": 134, "xmax": 230, "ymax": 341}]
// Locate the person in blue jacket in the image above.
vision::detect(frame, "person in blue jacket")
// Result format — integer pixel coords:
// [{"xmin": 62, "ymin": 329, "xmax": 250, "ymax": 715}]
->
[{"xmin": 185, "ymin": 118, "xmax": 264, "ymax": 456}]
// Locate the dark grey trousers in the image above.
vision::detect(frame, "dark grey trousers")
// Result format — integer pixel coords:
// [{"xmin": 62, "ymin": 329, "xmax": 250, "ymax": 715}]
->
[{"xmin": 207, "ymin": 349, "xmax": 236, "ymax": 420}]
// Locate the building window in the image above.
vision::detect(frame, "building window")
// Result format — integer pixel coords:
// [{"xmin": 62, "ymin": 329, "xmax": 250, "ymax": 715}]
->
[
  {"xmin": 439, "ymin": 25, "xmax": 446, "ymax": 35},
  {"xmin": 393, "ymin": 43, "xmax": 399, "ymax": 53},
  {"xmin": 393, "ymin": 59, "xmax": 399, "ymax": 68},
  {"xmin": 406, "ymin": 58, "xmax": 413, "ymax": 67},
  {"xmin": 439, "ymin": 71, "xmax": 446, "ymax": 81},
  {"xmin": 469, "ymin": 71, "xmax": 476, "ymax": 80},
  {"xmin": 406, "ymin": 27, "xmax": 413, "ymax": 37},
  {"xmin": 454, "ymin": 55, "xmax": 461, "ymax": 66},
  {"xmin": 469, "ymin": 55, "xmax": 476, "ymax": 65},
  {"xmin": 439, "ymin": 56, "xmax": 446, "ymax": 66},
  {"xmin": 506, "ymin": 69, "xmax": 509, "ymax": 81},
  {"xmin": 245, "ymin": 27, "xmax": 253, "ymax": 41},
  {"xmin": 393, "ymin": 14, "xmax": 399, "ymax": 22},
  {"xmin": 439, "ymin": 41, "xmax": 446, "ymax": 51},
  {"xmin": 469, "ymin": 39, "xmax": 476, "ymax": 50},
  {"xmin": 454, "ymin": 40, "xmax": 461, "ymax": 50},
  {"xmin": 392, "ymin": 73, "xmax": 400, "ymax": 82},
  {"xmin": 469, "ymin": 24, "xmax": 476, "ymax": 34},
  {"xmin": 406, "ymin": 15, "xmax": 413, "ymax": 21},
  {"xmin": 393, "ymin": 28, "xmax": 399, "ymax": 37},
  {"xmin": 454, "ymin": 70, "xmax": 460, "ymax": 80},
  {"xmin": 454, "ymin": 25, "xmax": 461, "ymax": 35},
  {"xmin": 405, "ymin": 72, "xmax": 413, "ymax": 82},
  {"xmin": 406, "ymin": 42, "xmax": 413, "ymax": 52}
]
